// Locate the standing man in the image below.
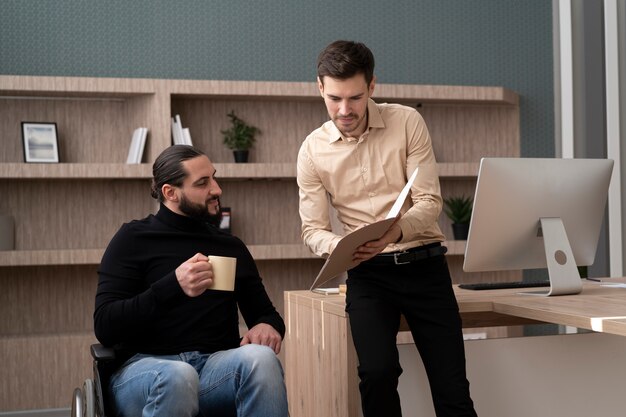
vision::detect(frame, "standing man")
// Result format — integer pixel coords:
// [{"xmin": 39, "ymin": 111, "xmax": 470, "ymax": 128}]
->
[
  {"xmin": 95, "ymin": 145, "xmax": 288, "ymax": 417},
  {"xmin": 297, "ymin": 40, "xmax": 477, "ymax": 417}
]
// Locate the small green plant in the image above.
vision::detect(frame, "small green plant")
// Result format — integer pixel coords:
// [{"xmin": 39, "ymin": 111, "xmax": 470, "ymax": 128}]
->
[
  {"xmin": 443, "ymin": 195, "xmax": 473, "ymax": 224},
  {"xmin": 221, "ymin": 110, "xmax": 261, "ymax": 151}
]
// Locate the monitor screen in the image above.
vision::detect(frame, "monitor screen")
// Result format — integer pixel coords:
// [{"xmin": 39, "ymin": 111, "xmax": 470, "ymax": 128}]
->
[{"xmin": 463, "ymin": 158, "xmax": 613, "ymax": 295}]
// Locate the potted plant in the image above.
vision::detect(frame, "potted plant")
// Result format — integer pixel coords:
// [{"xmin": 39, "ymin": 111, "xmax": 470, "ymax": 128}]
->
[
  {"xmin": 221, "ymin": 110, "xmax": 261, "ymax": 163},
  {"xmin": 443, "ymin": 195, "xmax": 473, "ymax": 240}
]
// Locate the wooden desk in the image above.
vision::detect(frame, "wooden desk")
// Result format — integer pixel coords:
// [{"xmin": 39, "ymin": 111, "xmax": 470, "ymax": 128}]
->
[
  {"xmin": 488, "ymin": 285, "xmax": 626, "ymax": 335},
  {"xmin": 284, "ymin": 282, "xmax": 626, "ymax": 417}
]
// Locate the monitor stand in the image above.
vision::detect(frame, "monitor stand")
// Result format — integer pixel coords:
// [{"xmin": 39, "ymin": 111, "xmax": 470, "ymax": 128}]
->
[{"xmin": 519, "ymin": 217, "xmax": 583, "ymax": 296}]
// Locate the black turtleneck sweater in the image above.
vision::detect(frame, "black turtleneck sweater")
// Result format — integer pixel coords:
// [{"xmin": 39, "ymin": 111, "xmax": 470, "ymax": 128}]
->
[{"xmin": 94, "ymin": 204, "xmax": 285, "ymax": 360}]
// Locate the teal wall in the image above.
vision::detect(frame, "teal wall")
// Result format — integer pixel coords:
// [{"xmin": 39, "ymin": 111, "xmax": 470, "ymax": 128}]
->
[{"xmin": 0, "ymin": 0, "xmax": 553, "ymax": 157}]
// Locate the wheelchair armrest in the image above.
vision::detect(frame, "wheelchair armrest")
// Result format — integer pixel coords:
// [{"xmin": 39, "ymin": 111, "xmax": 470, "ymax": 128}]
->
[{"xmin": 90, "ymin": 343, "xmax": 116, "ymax": 361}]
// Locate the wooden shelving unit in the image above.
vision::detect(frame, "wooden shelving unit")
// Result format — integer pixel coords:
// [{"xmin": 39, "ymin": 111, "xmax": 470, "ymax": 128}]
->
[{"xmin": 0, "ymin": 75, "xmax": 519, "ymax": 411}]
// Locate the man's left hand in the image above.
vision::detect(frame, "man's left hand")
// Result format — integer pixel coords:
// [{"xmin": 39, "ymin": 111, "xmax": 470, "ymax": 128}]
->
[{"xmin": 240, "ymin": 323, "xmax": 282, "ymax": 354}]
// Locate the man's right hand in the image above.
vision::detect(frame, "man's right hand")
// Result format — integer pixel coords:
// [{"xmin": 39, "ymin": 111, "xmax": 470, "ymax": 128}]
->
[
  {"xmin": 353, "ymin": 219, "xmax": 403, "ymax": 264},
  {"xmin": 175, "ymin": 253, "xmax": 213, "ymax": 297}
]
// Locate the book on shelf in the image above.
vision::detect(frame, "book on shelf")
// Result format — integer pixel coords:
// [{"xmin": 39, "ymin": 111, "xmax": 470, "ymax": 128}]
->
[
  {"xmin": 126, "ymin": 127, "xmax": 148, "ymax": 164},
  {"xmin": 171, "ymin": 116, "xmax": 182, "ymax": 145},
  {"xmin": 182, "ymin": 128, "xmax": 193, "ymax": 145},
  {"xmin": 171, "ymin": 114, "xmax": 193, "ymax": 146}
]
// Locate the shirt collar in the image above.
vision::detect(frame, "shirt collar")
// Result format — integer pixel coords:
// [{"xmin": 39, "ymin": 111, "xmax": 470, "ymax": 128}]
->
[{"xmin": 327, "ymin": 98, "xmax": 385, "ymax": 144}]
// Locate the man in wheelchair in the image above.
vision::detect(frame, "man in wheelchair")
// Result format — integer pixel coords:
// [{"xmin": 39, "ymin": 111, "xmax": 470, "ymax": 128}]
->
[{"xmin": 92, "ymin": 145, "xmax": 288, "ymax": 416}]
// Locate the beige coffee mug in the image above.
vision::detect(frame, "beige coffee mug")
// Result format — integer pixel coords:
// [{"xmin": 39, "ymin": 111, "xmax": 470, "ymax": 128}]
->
[{"xmin": 208, "ymin": 255, "xmax": 237, "ymax": 291}]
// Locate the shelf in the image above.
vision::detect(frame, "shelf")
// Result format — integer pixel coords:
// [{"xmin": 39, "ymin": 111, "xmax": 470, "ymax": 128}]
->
[
  {"xmin": 0, "ymin": 162, "xmax": 478, "ymax": 180},
  {"xmin": 0, "ymin": 76, "xmax": 518, "ymax": 104},
  {"xmin": 0, "ymin": 249, "xmax": 105, "ymax": 266},
  {"xmin": 0, "ymin": 244, "xmax": 318, "ymax": 266},
  {"xmin": 0, "ymin": 242, "xmax": 466, "ymax": 267},
  {"xmin": 169, "ymin": 80, "xmax": 320, "ymax": 100},
  {"xmin": 375, "ymin": 83, "xmax": 519, "ymax": 105},
  {"xmin": 0, "ymin": 163, "xmax": 152, "ymax": 179},
  {"xmin": 0, "ymin": 163, "xmax": 294, "ymax": 180},
  {"xmin": 167, "ymin": 79, "xmax": 518, "ymax": 105},
  {"xmin": 0, "ymin": 75, "xmax": 156, "ymax": 98}
]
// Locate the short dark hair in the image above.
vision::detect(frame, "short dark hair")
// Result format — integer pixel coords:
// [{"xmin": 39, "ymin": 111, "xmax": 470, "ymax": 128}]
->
[
  {"xmin": 151, "ymin": 145, "xmax": 206, "ymax": 202},
  {"xmin": 317, "ymin": 40, "xmax": 375, "ymax": 86}
]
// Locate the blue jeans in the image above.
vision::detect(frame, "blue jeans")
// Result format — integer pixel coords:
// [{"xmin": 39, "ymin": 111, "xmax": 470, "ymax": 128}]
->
[{"xmin": 109, "ymin": 344, "xmax": 288, "ymax": 417}]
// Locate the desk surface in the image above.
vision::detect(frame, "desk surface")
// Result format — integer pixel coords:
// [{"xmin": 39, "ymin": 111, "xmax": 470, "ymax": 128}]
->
[
  {"xmin": 284, "ymin": 281, "xmax": 626, "ymax": 417},
  {"xmin": 285, "ymin": 280, "xmax": 626, "ymax": 336}
]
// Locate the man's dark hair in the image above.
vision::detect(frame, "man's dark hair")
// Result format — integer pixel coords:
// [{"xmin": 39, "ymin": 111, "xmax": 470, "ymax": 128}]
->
[
  {"xmin": 317, "ymin": 40, "xmax": 375, "ymax": 86},
  {"xmin": 151, "ymin": 145, "xmax": 206, "ymax": 202}
]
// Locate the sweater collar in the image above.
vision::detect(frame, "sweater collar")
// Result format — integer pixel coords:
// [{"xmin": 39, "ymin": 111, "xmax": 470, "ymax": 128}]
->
[{"xmin": 156, "ymin": 203, "xmax": 214, "ymax": 232}]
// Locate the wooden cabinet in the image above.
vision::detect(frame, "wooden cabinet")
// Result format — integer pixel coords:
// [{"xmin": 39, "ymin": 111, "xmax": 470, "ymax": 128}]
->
[{"xmin": 0, "ymin": 75, "xmax": 519, "ymax": 411}]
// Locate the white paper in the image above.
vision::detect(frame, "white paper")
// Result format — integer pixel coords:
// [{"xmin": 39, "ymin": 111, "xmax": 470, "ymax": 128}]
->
[
  {"xmin": 183, "ymin": 127, "xmax": 193, "ymax": 146},
  {"xmin": 601, "ymin": 283, "xmax": 626, "ymax": 289},
  {"xmin": 126, "ymin": 127, "xmax": 145, "ymax": 164},
  {"xmin": 311, "ymin": 288, "xmax": 340, "ymax": 295},
  {"xmin": 386, "ymin": 167, "xmax": 418, "ymax": 219}
]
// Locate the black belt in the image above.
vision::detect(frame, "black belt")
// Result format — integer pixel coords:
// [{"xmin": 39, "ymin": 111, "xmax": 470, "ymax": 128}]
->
[{"xmin": 366, "ymin": 242, "xmax": 447, "ymax": 265}]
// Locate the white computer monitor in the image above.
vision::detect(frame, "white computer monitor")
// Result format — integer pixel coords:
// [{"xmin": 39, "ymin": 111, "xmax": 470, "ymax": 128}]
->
[{"xmin": 463, "ymin": 157, "xmax": 614, "ymax": 296}]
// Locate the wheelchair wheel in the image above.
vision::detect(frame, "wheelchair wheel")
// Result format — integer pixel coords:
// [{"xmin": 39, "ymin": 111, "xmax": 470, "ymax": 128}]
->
[
  {"xmin": 71, "ymin": 378, "xmax": 99, "ymax": 417},
  {"xmin": 83, "ymin": 379, "xmax": 96, "ymax": 417},
  {"xmin": 71, "ymin": 387, "xmax": 83, "ymax": 417}
]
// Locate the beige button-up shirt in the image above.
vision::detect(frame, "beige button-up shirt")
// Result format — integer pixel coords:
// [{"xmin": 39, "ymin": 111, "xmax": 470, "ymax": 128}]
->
[{"xmin": 297, "ymin": 99, "xmax": 445, "ymax": 258}]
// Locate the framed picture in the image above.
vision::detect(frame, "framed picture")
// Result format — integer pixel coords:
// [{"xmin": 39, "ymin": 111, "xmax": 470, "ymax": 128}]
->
[{"xmin": 21, "ymin": 122, "xmax": 59, "ymax": 163}]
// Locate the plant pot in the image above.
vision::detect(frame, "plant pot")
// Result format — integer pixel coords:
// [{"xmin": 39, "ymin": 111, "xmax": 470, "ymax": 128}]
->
[
  {"xmin": 451, "ymin": 223, "xmax": 469, "ymax": 240},
  {"xmin": 233, "ymin": 150, "xmax": 249, "ymax": 163}
]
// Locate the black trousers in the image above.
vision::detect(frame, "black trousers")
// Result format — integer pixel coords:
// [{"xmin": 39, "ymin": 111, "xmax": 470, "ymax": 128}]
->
[{"xmin": 346, "ymin": 254, "xmax": 477, "ymax": 417}]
